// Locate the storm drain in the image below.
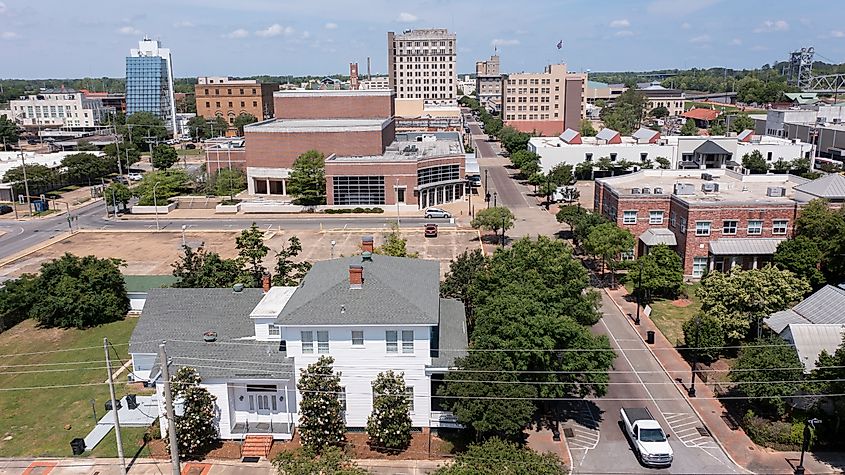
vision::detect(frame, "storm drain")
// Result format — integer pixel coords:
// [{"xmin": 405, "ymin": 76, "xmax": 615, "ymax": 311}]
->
[
  {"xmin": 696, "ymin": 426, "xmax": 711, "ymax": 437},
  {"xmin": 563, "ymin": 427, "xmax": 575, "ymax": 438}
]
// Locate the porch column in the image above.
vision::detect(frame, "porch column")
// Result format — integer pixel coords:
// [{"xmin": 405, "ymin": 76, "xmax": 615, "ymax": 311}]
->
[
  {"xmin": 752, "ymin": 256, "xmax": 759, "ymax": 269},
  {"xmin": 281, "ymin": 178, "xmax": 287, "ymax": 196},
  {"xmin": 265, "ymin": 178, "xmax": 271, "ymax": 195}
]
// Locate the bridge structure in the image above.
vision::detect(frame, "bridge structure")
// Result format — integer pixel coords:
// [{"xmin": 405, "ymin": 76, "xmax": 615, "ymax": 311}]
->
[{"xmin": 787, "ymin": 46, "xmax": 845, "ymax": 94}]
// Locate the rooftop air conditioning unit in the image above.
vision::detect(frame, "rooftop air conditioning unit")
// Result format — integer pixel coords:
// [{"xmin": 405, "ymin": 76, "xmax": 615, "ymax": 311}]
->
[
  {"xmin": 766, "ymin": 186, "xmax": 786, "ymax": 197},
  {"xmin": 817, "ymin": 117, "xmax": 827, "ymax": 124},
  {"xmin": 834, "ymin": 118, "xmax": 842, "ymax": 124},
  {"xmin": 674, "ymin": 183, "xmax": 695, "ymax": 195},
  {"xmin": 631, "ymin": 188, "xmax": 641, "ymax": 194},
  {"xmin": 642, "ymin": 187, "xmax": 651, "ymax": 194},
  {"xmin": 701, "ymin": 173, "xmax": 713, "ymax": 181},
  {"xmin": 701, "ymin": 183, "xmax": 719, "ymax": 193},
  {"xmin": 654, "ymin": 187, "xmax": 664, "ymax": 194}
]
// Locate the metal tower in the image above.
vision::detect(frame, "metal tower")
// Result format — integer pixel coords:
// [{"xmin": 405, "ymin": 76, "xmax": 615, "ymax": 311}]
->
[{"xmin": 787, "ymin": 47, "xmax": 815, "ymax": 89}]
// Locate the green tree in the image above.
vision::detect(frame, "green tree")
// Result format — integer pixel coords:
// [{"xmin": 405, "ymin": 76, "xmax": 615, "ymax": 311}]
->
[
  {"xmin": 28, "ymin": 253, "xmax": 129, "ymax": 328},
  {"xmin": 771, "ymin": 158, "xmax": 791, "ymax": 173},
  {"xmin": 272, "ymin": 236, "xmax": 312, "ymax": 286},
  {"xmin": 498, "ymin": 126, "xmax": 531, "ymax": 154},
  {"xmin": 810, "ymin": 341, "xmax": 845, "ymax": 431},
  {"xmin": 297, "ymin": 356, "xmax": 346, "ymax": 452},
  {"xmin": 709, "ymin": 120, "xmax": 726, "ymax": 136},
  {"xmin": 432, "ymin": 438, "xmax": 567, "ymax": 475},
  {"xmin": 601, "ymin": 88, "xmax": 648, "ymax": 134},
  {"xmin": 471, "ymin": 206, "xmax": 515, "ymax": 244},
  {"xmin": 104, "ymin": 182, "xmax": 132, "ymax": 212},
  {"xmin": 680, "ymin": 119, "xmax": 699, "ymax": 136},
  {"xmin": 367, "ymin": 370, "xmax": 412, "ymax": 451},
  {"xmin": 273, "ymin": 447, "xmax": 367, "ymax": 475},
  {"xmin": 731, "ymin": 113, "xmax": 755, "ymax": 133},
  {"xmin": 730, "ymin": 336, "xmax": 803, "ymax": 416},
  {"xmin": 187, "ymin": 115, "xmax": 211, "ymax": 140},
  {"xmin": 236, "ymin": 223, "xmax": 269, "ymax": 287},
  {"xmin": 171, "ymin": 245, "xmax": 243, "ymax": 288},
  {"xmin": 232, "ymin": 112, "xmax": 258, "ymax": 136},
  {"xmin": 574, "ymin": 160, "xmax": 594, "ymax": 180},
  {"xmin": 3, "ymin": 164, "xmax": 55, "ymax": 195},
  {"xmin": 696, "ymin": 265, "xmax": 811, "ymax": 342},
  {"xmin": 650, "ymin": 106, "xmax": 669, "ymax": 119},
  {"xmin": 62, "ymin": 152, "xmax": 109, "ymax": 185},
  {"xmin": 0, "ymin": 275, "xmax": 39, "ymax": 333},
  {"xmin": 583, "ymin": 223, "xmax": 634, "ymax": 285},
  {"xmin": 103, "ymin": 142, "xmax": 141, "ymax": 169},
  {"xmin": 631, "ymin": 244, "xmax": 683, "ymax": 301},
  {"xmin": 213, "ymin": 168, "xmax": 247, "ymax": 198},
  {"xmin": 547, "ymin": 163, "xmax": 574, "ymax": 187},
  {"xmin": 682, "ymin": 313, "xmax": 725, "ymax": 361},
  {"xmin": 133, "ymin": 169, "xmax": 188, "ymax": 206},
  {"xmin": 774, "ymin": 236, "xmax": 826, "ymax": 289},
  {"xmin": 440, "ymin": 249, "xmax": 488, "ymax": 328},
  {"xmin": 655, "ymin": 156, "xmax": 671, "ymax": 169},
  {"xmin": 510, "ymin": 150, "xmax": 539, "ymax": 172},
  {"xmin": 789, "ymin": 157, "xmax": 813, "ymax": 177},
  {"xmin": 580, "ymin": 119, "xmax": 597, "ymax": 137},
  {"xmin": 152, "ymin": 144, "xmax": 179, "ymax": 169},
  {"xmin": 795, "ymin": 199, "xmax": 845, "ymax": 283},
  {"xmin": 556, "ymin": 206, "xmax": 609, "ymax": 247},
  {"xmin": 742, "ymin": 150, "xmax": 769, "ymax": 174},
  {"xmin": 288, "ymin": 150, "xmax": 326, "ymax": 205},
  {"xmin": 374, "ymin": 225, "xmax": 419, "ymax": 258},
  {"xmin": 0, "ymin": 114, "xmax": 19, "ymax": 148},
  {"xmin": 121, "ymin": 112, "xmax": 168, "ymax": 150},
  {"xmin": 166, "ymin": 367, "xmax": 218, "ymax": 458}
]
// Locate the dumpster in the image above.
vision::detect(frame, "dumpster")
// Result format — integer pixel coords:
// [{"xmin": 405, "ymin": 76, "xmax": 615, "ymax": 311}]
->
[{"xmin": 32, "ymin": 200, "xmax": 49, "ymax": 213}]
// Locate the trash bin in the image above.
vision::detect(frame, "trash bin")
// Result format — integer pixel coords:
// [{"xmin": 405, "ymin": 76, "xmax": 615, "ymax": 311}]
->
[
  {"xmin": 70, "ymin": 437, "xmax": 85, "ymax": 455},
  {"xmin": 646, "ymin": 331, "xmax": 655, "ymax": 345},
  {"xmin": 126, "ymin": 394, "xmax": 138, "ymax": 410},
  {"xmin": 32, "ymin": 200, "xmax": 49, "ymax": 213},
  {"xmin": 105, "ymin": 399, "xmax": 122, "ymax": 412}
]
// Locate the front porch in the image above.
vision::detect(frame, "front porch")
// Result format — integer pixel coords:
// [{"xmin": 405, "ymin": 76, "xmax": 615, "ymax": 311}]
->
[
  {"xmin": 247, "ymin": 166, "xmax": 291, "ymax": 197},
  {"xmin": 708, "ymin": 238, "xmax": 785, "ymax": 273},
  {"xmin": 223, "ymin": 380, "xmax": 296, "ymax": 440},
  {"xmin": 231, "ymin": 421, "xmax": 293, "ymax": 436}
]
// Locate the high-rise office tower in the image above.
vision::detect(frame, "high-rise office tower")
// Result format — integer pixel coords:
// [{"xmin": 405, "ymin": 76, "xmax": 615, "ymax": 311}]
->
[
  {"xmin": 126, "ymin": 37, "xmax": 177, "ymax": 135},
  {"xmin": 387, "ymin": 29, "xmax": 456, "ymax": 103}
]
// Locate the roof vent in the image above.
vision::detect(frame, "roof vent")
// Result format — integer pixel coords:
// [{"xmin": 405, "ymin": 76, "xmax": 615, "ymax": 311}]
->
[
  {"xmin": 654, "ymin": 187, "xmax": 664, "ymax": 194},
  {"xmin": 701, "ymin": 182, "xmax": 719, "ymax": 193},
  {"xmin": 631, "ymin": 188, "xmax": 641, "ymax": 194},
  {"xmin": 642, "ymin": 187, "xmax": 651, "ymax": 194},
  {"xmin": 362, "ymin": 251, "xmax": 373, "ymax": 262},
  {"xmin": 232, "ymin": 283, "xmax": 245, "ymax": 293},
  {"xmin": 766, "ymin": 186, "xmax": 786, "ymax": 197},
  {"xmin": 701, "ymin": 173, "xmax": 713, "ymax": 181}
]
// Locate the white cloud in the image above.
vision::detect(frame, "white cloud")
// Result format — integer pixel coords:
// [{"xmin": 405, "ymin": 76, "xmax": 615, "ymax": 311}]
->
[
  {"xmin": 730, "ymin": 38, "xmax": 743, "ymax": 45},
  {"xmin": 1, "ymin": 31, "xmax": 18, "ymax": 40},
  {"xmin": 223, "ymin": 28, "xmax": 249, "ymax": 39},
  {"xmin": 609, "ymin": 19, "xmax": 630, "ymax": 28},
  {"xmin": 614, "ymin": 30, "xmax": 634, "ymax": 37},
  {"xmin": 754, "ymin": 20, "xmax": 789, "ymax": 33},
  {"xmin": 173, "ymin": 21, "xmax": 195, "ymax": 28},
  {"xmin": 117, "ymin": 26, "xmax": 140, "ymax": 35},
  {"xmin": 396, "ymin": 12, "xmax": 418, "ymax": 23},
  {"xmin": 301, "ymin": 31, "xmax": 311, "ymax": 39},
  {"xmin": 491, "ymin": 38, "xmax": 520, "ymax": 47},
  {"xmin": 0, "ymin": 2, "xmax": 6, "ymax": 14},
  {"xmin": 832, "ymin": 30, "xmax": 845, "ymax": 38},
  {"xmin": 689, "ymin": 34, "xmax": 711, "ymax": 44},
  {"xmin": 681, "ymin": 22, "xmax": 691, "ymax": 29},
  {"xmin": 324, "ymin": 22, "xmax": 338, "ymax": 30},
  {"xmin": 255, "ymin": 23, "xmax": 294, "ymax": 37}
]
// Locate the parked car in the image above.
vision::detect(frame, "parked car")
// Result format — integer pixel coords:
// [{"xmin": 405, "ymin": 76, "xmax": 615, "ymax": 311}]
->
[
  {"xmin": 128, "ymin": 173, "xmax": 143, "ymax": 181},
  {"xmin": 424, "ymin": 223, "xmax": 438, "ymax": 238},
  {"xmin": 113, "ymin": 176, "xmax": 130, "ymax": 185},
  {"xmin": 620, "ymin": 407, "xmax": 673, "ymax": 467},
  {"xmin": 424, "ymin": 207, "xmax": 451, "ymax": 219},
  {"xmin": 467, "ymin": 175, "xmax": 481, "ymax": 187},
  {"xmin": 0, "ymin": 205, "xmax": 12, "ymax": 215}
]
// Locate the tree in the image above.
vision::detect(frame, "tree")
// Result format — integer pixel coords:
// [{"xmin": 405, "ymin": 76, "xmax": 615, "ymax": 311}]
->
[
  {"xmin": 742, "ymin": 150, "xmax": 769, "ymax": 174},
  {"xmin": 0, "ymin": 275, "xmax": 39, "ymax": 334},
  {"xmin": 236, "ymin": 223, "xmax": 269, "ymax": 287},
  {"xmin": 731, "ymin": 113, "xmax": 755, "ymax": 133},
  {"xmin": 61, "ymin": 152, "xmax": 109, "ymax": 184},
  {"xmin": 471, "ymin": 206, "xmax": 515, "ymax": 244},
  {"xmin": 232, "ymin": 112, "xmax": 258, "ymax": 136},
  {"xmin": 272, "ymin": 236, "xmax": 312, "ymax": 286},
  {"xmin": 696, "ymin": 265, "xmax": 811, "ymax": 342},
  {"xmin": 709, "ymin": 120, "xmax": 726, "ymax": 136},
  {"xmin": 440, "ymin": 249, "xmax": 488, "ymax": 327},
  {"xmin": 556, "ymin": 206, "xmax": 609, "ymax": 247},
  {"xmin": 583, "ymin": 223, "xmax": 634, "ymax": 285},
  {"xmin": 213, "ymin": 168, "xmax": 247, "ymax": 198},
  {"xmin": 367, "ymin": 371, "xmax": 412, "ymax": 451},
  {"xmin": 730, "ymin": 336, "xmax": 803, "ymax": 417},
  {"xmin": 374, "ymin": 225, "xmax": 419, "ymax": 258},
  {"xmin": 171, "ymin": 245, "xmax": 243, "ymax": 288},
  {"xmin": 166, "ymin": 367, "xmax": 218, "ymax": 458},
  {"xmin": 121, "ymin": 112, "xmax": 168, "ymax": 150},
  {"xmin": 601, "ymin": 89, "xmax": 647, "ymax": 134},
  {"xmin": 133, "ymin": 169, "xmax": 188, "ymax": 206},
  {"xmin": 650, "ymin": 106, "xmax": 669, "ymax": 119},
  {"xmin": 432, "ymin": 438, "xmax": 567, "ymax": 475},
  {"xmin": 795, "ymin": 199, "xmax": 845, "ymax": 283},
  {"xmin": 682, "ymin": 314, "xmax": 725, "ymax": 361},
  {"xmin": 103, "ymin": 142, "xmax": 141, "ymax": 169},
  {"xmin": 152, "ymin": 144, "xmax": 179, "ymax": 169},
  {"xmin": 28, "ymin": 253, "xmax": 129, "ymax": 328},
  {"xmin": 187, "ymin": 115, "xmax": 210, "ymax": 141},
  {"xmin": 789, "ymin": 157, "xmax": 813, "ymax": 177},
  {"xmin": 680, "ymin": 119, "xmax": 699, "ymax": 136},
  {"xmin": 631, "ymin": 244, "xmax": 683, "ymax": 301},
  {"xmin": 547, "ymin": 163, "xmax": 574, "ymax": 187},
  {"xmin": 287, "ymin": 150, "xmax": 326, "ymax": 205},
  {"xmin": 580, "ymin": 119, "xmax": 597, "ymax": 137},
  {"xmin": 771, "ymin": 158, "xmax": 791, "ymax": 174},
  {"xmin": 297, "ymin": 356, "xmax": 346, "ymax": 452},
  {"xmin": 655, "ymin": 156, "xmax": 671, "ymax": 169},
  {"xmin": 273, "ymin": 446, "xmax": 367, "ymax": 475},
  {"xmin": 574, "ymin": 160, "xmax": 594, "ymax": 180},
  {"xmin": 774, "ymin": 236, "xmax": 826, "ymax": 289},
  {"xmin": 105, "ymin": 182, "xmax": 132, "ymax": 212},
  {"xmin": 510, "ymin": 150, "xmax": 539, "ymax": 173},
  {"xmin": 810, "ymin": 341, "xmax": 845, "ymax": 431},
  {"xmin": 3, "ymin": 164, "xmax": 55, "ymax": 195},
  {"xmin": 498, "ymin": 126, "xmax": 531, "ymax": 154},
  {"xmin": 0, "ymin": 114, "xmax": 19, "ymax": 147}
]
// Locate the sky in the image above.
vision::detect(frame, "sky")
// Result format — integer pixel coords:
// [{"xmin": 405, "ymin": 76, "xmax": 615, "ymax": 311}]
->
[{"xmin": 0, "ymin": 0, "xmax": 843, "ymax": 79}]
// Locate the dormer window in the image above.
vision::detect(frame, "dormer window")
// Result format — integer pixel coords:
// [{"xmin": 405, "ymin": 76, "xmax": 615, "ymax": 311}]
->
[{"xmin": 268, "ymin": 325, "xmax": 281, "ymax": 338}]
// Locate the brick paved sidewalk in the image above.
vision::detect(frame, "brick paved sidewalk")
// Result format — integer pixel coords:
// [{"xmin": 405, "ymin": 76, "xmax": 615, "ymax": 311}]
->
[{"xmin": 604, "ymin": 286, "xmax": 841, "ymax": 474}]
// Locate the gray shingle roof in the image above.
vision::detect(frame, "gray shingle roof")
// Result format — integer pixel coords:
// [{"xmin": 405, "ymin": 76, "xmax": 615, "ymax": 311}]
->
[
  {"xmin": 277, "ymin": 255, "xmax": 441, "ymax": 326},
  {"xmin": 694, "ymin": 140, "xmax": 732, "ymax": 155},
  {"xmin": 430, "ymin": 298, "xmax": 467, "ymax": 368},
  {"xmin": 765, "ymin": 285, "xmax": 845, "ymax": 333},
  {"xmin": 708, "ymin": 238, "xmax": 785, "ymax": 256},
  {"xmin": 794, "ymin": 174, "xmax": 845, "ymax": 200},
  {"xmin": 596, "ymin": 128, "xmax": 619, "ymax": 141}
]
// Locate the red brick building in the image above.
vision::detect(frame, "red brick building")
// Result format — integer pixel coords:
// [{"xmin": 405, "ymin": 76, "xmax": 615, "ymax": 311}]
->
[{"xmin": 594, "ymin": 169, "xmax": 809, "ymax": 277}]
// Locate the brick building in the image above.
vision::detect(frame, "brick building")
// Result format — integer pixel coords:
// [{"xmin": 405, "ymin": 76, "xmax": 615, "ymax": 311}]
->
[
  {"xmin": 502, "ymin": 64, "xmax": 586, "ymax": 136},
  {"xmin": 594, "ymin": 169, "xmax": 819, "ymax": 277},
  {"xmin": 195, "ymin": 77, "xmax": 279, "ymax": 133}
]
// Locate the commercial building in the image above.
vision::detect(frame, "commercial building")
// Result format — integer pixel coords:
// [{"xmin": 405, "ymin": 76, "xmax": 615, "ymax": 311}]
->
[
  {"xmin": 502, "ymin": 64, "xmax": 586, "ymax": 136},
  {"xmin": 754, "ymin": 105, "xmax": 845, "ymax": 168},
  {"xmin": 584, "ymin": 81, "xmax": 685, "ymax": 117},
  {"xmin": 475, "ymin": 54, "xmax": 502, "ymax": 111},
  {"xmin": 387, "ymin": 29, "xmax": 457, "ymax": 103},
  {"xmin": 593, "ymin": 169, "xmax": 824, "ymax": 277},
  {"xmin": 9, "ymin": 90, "xmax": 99, "ymax": 128},
  {"xmin": 126, "ymin": 37, "xmax": 177, "ymax": 134},
  {"xmin": 458, "ymin": 75, "xmax": 476, "ymax": 96},
  {"xmin": 194, "ymin": 77, "xmax": 278, "ymax": 133},
  {"xmin": 585, "ymin": 81, "xmax": 626, "ymax": 105},
  {"xmin": 359, "ymin": 76, "xmax": 390, "ymax": 90},
  {"xmin": 529, "ymin": 128, "xmax": 814, "ymax": 171}
]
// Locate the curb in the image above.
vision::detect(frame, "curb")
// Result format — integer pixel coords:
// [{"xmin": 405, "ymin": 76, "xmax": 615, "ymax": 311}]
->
[{"xmin": 602, "ymin": 288, "xmax": 752, "ymax": 474}]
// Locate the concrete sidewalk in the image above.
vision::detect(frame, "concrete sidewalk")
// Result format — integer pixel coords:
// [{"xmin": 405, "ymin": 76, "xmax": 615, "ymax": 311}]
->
[{"xmin": 604, "ymin": 286, "xmax": 842, "ymax": 474}]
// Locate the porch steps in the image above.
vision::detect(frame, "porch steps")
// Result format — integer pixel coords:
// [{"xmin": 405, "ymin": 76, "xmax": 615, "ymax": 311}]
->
[{"xmin": 242, "ymin": 435, "xmax": 273, "ymax": 458}]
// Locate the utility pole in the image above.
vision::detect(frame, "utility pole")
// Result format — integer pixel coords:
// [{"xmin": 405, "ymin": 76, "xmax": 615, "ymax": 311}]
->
[
  {"xmin": 103, "ymin": 338, "xmax": 127, "ymax": 475},
  {"xmin": 19, "ymin": 150, "xmax": 31, "ymax": 215},
  {"xmin": 159, "ymin": 342, "xmax": 181, "ymax": 475}
]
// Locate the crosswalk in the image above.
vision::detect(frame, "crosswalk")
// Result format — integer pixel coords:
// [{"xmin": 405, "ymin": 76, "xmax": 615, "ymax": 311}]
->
[
  {"xmin": 563, "ymin": 403, "xmax": 600, "ymax": 451},
  {"xmin": 662, "ymin": 412, "xmax": 718, "ymax": 449}
]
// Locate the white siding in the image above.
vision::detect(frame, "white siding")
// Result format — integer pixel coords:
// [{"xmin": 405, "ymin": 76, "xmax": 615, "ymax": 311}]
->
[
  {"xmin": 130, "ymin": 353, "xmax": 156, "ymax": 382},
  {"xmin": 253, "ymin": 317, "xmax": 282, "ymax": 341}
]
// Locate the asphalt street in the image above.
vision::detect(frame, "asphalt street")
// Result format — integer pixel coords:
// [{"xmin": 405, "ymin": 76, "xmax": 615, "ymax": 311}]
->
[
  {"xmin": 564, "ymin": 292, "xmax": 739, "ymax": 474},
  {"xmin": 467, "ymin": 118, "xmax": 530, "ymax": 209}
]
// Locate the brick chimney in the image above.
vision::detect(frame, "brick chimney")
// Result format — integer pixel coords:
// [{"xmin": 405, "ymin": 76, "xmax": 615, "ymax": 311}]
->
[
  {"xmin": 361, "ymin": 235, "xmax": 374, "ymax": 253},
  {"xmin": 262, "ymin": 273, "xmax": 271, "ymax": 293},
  {"xmin": 349, "ymin": 265, "xmax": 363, "ymax": 289}
]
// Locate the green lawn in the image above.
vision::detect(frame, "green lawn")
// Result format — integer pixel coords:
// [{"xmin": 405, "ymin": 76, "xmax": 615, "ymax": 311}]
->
[
  {"xmin": 177, "ymin": 148, "xmax": 203, "ymax": 156},
  {"xmin": 646, "ymin": 283, "xmax": 701, "ymax": 346},
  {"xmin": 684, "ymin": 101, "xmax": 765, "ymax": 115},
  {"xmin": 0, "ymin": 317, "xmax": 145, "ymax": 457}
]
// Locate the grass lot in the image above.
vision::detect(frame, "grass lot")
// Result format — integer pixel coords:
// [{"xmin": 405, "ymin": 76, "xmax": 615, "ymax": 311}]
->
[
  {"xmin": 0, "ymin": 317, "xmax": 144, "ymax": 457},
  {"xmin": 634, "ymin": 283, "xmax": 701, "ymax": 347},
  {"xmin": 177, "ymin": 148, "xmax": 203, "ymax": 156},
  {"xmin": 685, "ymin": 101, "xmax": 765, "ymax": 115}
]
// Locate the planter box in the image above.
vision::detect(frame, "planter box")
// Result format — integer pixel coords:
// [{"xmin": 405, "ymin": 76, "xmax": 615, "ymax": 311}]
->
[
  {"xmin": 215, "ymin": 203, "xmax": 241, "ymax": 213},
  {"xmin": 130, "ymin": 202, "xmax": 177, "ymax": 214}
]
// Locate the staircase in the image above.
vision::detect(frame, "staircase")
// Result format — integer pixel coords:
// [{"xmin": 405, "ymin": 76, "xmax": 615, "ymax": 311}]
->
[{"xmin": 242, "ymin": 435, "xmax": 273, "ymax": 458}]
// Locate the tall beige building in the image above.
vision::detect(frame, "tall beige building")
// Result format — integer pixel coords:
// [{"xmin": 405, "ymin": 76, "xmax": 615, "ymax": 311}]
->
[
  {"xmin": 387, "ymin": 29, "xmax": 457, "ymax": 103},
  {"xmin": 502, "ymin": 64, "xmax": 586, "ymax": 137},
  {"xmin": 476, "ymin": 54, "xmax": 503, "ymax": 112}
]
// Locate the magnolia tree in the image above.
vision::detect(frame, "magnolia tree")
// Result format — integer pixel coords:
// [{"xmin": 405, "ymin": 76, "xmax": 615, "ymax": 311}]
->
[
  {"xmin": 367, "ymin": 370, "xmax": 412, "ymax": 451},
  {"xmin": 297, "ymin": 356, "xmax": 346, "ymax": 452},
  {"xmin": 166, "ymin": 367, "xmax": 218, "ymax": 458}
]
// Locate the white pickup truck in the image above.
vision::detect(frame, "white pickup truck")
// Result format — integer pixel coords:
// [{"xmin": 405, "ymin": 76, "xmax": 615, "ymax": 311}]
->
[{"xmin": 620, "ymin": 407, "xmax": 674, "ymax": 467}]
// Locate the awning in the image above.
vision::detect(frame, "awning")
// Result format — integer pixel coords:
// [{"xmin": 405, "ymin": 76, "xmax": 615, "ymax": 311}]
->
[
  {"xmin": 639, "ymin": 228, "xmax": 677, "ymax": 247},
  {"xmin": 708, "ymin": 238, "xmax": 785, "ymax": 256}
]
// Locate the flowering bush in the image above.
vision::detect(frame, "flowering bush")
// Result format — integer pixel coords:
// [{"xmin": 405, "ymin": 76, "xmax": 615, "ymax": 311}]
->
[
  {"xmin": 297, "ymin": 356, "xmax": 346, "ymax": 452},
  {"xmin": 366, "ymin": 370, "xmax": 412, "ymax": 451},
  {"xmin": 164, "ymin": 367, "xmax": 218, "ymax": 458}
]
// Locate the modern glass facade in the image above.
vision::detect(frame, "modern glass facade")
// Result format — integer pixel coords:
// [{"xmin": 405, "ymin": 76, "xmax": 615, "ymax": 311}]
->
[
  {"xmin": 126, "ymin": 56, "xmax": 172, "ymax": 126},
  {"xmin": 417, "ymin": 164, "xmax": 460, "ymax": 186},
  {"xmin": 332, "ymin": 176, "xmax": 385, "ymax": 205}
]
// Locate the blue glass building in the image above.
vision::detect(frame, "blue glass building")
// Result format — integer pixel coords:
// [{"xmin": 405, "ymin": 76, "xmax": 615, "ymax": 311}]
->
[{"xmin": 125, "ymin": 38, "xmax": 177, "ymax": 134}]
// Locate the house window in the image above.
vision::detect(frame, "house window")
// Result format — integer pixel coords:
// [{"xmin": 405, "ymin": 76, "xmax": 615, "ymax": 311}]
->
[
  {"xmin": 317, "ymin": 330, "xmax": 329, "ymax": 354},
  {"xmin": 773, "ymin": 220, "xmax": 788, "ymax": 235},
  {"xmin": 340, "ymin": 387, "xmax": 347, "ymax": 412},
  {"xmin": 301, "ymin": 331, "xmax": 314, "ymax": 354},
  {"xmin": 669, "ymin": 211, "xmax": 676, "ymax": 228},
  {"xmin": 268, "ymin": 325, "xmax": 281, "ymax": 338},
  {"xmin": 386, "ymin": 331, "xmax": 398, "ymax": 353},
  {"xmin": 405, "ymin": 387, "xmax": 414, "ymax": 411},
  {"xmin": 695, "ymin": 221, "xmax": 711, "ymax": 236},
  {"xmin": 748, "ymin": 220, "xmax": 763, "ymax": 235},
  {"xmin": 693, "ymin": 257, "xmax": 708, "ymax": 278},
  {"xmin": 722, "ymin": 220, "xmax": 738, "ymax": 235},
  {"xmin": 680, "ymin": 217, "xmax": 687, "ymax": 234},
  {"xmin": 402, "ymin": 330, "xmax": 414, "ymax": 354},
  {"xmin": 649, "ymin": 211, "xmax": 664, "ymax": 225},
  {"xmin": 623, "ymin": 211, "xmax": 637, "ymax": 225},
  {"xmin": 621, "ymin": 247, "xmax": 635, "ymax": 261},
  {"xmin": 351, "ymin": 330, "xmax": 364, "ymax": 347}
]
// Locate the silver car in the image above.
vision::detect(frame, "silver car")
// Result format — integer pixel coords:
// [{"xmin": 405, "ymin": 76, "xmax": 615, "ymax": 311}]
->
[{"xmin": 424, "ymin": 207, "xmax": 451, "ymax": 219}]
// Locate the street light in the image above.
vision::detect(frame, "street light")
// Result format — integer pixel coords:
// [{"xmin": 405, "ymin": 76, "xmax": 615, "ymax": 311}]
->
[
  {"xmin": 688, "ymin": 314, "xmax": 701, "ymax": 398},
  {"xmin": 795, "ymin": 418, "xmax": 821, "ymax": 475},
  {"xmin": 493, "ymin": 191, "xmax": 498, "ymax": 208},
  {"xmin": 181, "ymin": 224, "xmax": 187, "ymax": 247},
  {"xmin": 635, "ymin": 260, "xmax": 643, "ymax": 325},
  {"xmin": 152, "ymin": 181, "xmax": 161, "ymax": 232}
]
